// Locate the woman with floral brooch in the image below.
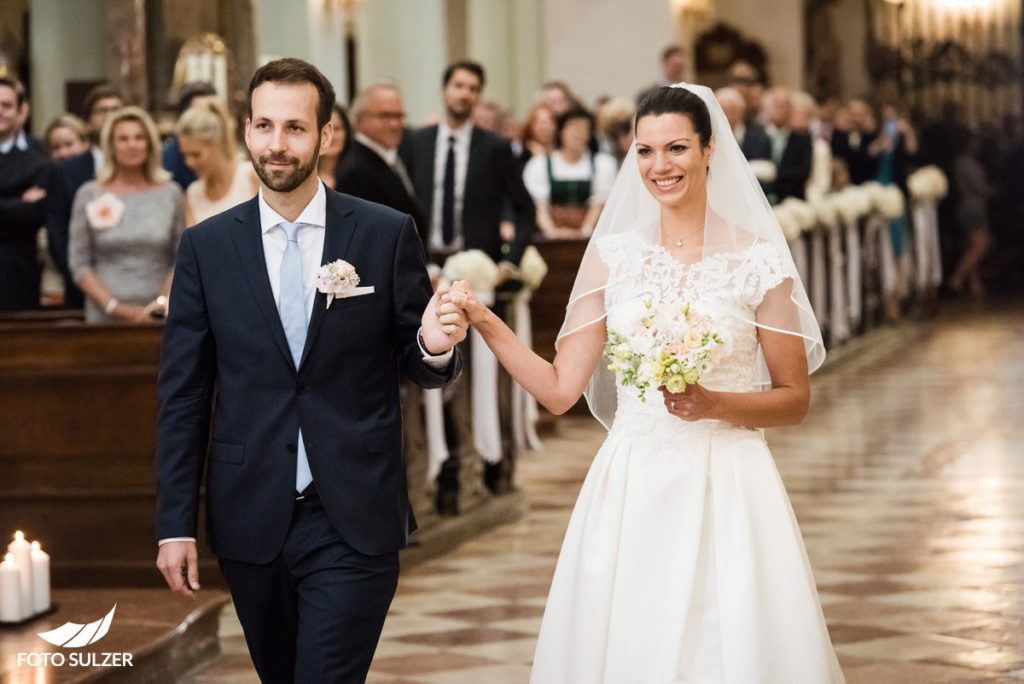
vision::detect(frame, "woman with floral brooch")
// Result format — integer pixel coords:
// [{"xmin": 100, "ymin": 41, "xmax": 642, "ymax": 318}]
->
[{"xmin": 68, "ymin": 106, "xmax": 185, "ymax": 323}]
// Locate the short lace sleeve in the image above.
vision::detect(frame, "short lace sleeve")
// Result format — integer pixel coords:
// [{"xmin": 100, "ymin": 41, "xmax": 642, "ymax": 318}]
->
[{"xmin": 736, "ymin": 241, "xmax": 795, "ymax": 309}]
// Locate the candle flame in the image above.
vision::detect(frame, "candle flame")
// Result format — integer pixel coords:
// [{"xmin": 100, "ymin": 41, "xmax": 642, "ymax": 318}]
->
[
  {"xmin": 15, "ymin": 531, "xmax": 24, "ymax": 541},
  {"xmin": 31, "ymin": 541, "xmax": 40, "ymax": 551}
]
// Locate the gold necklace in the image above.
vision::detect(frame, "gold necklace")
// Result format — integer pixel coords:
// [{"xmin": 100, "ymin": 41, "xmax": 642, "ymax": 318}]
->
[{"xmin": 665, "ymin": 223, "xmax": 705, "ymax": 248}]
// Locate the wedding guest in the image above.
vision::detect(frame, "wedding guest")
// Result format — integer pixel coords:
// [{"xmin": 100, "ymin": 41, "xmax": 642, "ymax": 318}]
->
[
  {"xmin": 728, "ymin": 59, "xmax": 767, "ymax": 125},
  {"xmin": 595, "ymin": 97, "xmax": 635, "ymax": 164},
  {"xmin": 319, "ymin": 103, "xmax": 351, "ymax": 189},
  {"xmin": 336, "ymin": 83, "xmax": 426, "ymax": 242},
  {"xmin": 764, "ymin": 87, "xmax": 812, "ymax": 202},
  {"xmin": 46, "ymin": 82, "xmax": 124, "ymax": 308},
  {"xmin": 11, "ymin": 79, "xmax": 42, "ymax": 153},
  {"xmin": 872, "ymin": 103, "xmax": 918, "ymax": 193},
  {"xmin": 831, "ymin": 97, "xmax": 878, "ymax": 184},
  {"xmin": 516, "ymin": 103, "xmax": 557, "ymax": 166},
  {"xmin": 0, "ymin": 77, "xmax": 49, "ymax": 311},
  {"xmin": 792, "ymin": 91, "xmax": 832, "ymax": 202},
  {"xmin": 948, "ymin": 130, "xmax": 992, "ymax": 298},
  {"xmin": 471, "ymin": 100, "xmax": 505, "ymax": 133},
  {"xmin": 716, "ymin": 86, "xmax": 772, "ymax": 169},
  {"xmin": 539, "ymin": 81, "xmax": 578, "ymax": 117},
  {"xmin": 522, "ymin": 106, "xmax": 617, "ymax": 238},
  {"xmin": 43, "ymin": 114, "xmax": 90, "ymax": 161},
  {"xmin": 163, "ymin": 81, "xmax": 218, "ymax": 189},
  {"xmin": 177, "ymin": 99, "xmax": 258, "ymax": 225},
  {"xmin": 636, "ymin": 44, "xmax": 688, "ymax": 103},
  {"xmin": 68, "ymin": 106, "xmax": 185, "ymax": 322}
]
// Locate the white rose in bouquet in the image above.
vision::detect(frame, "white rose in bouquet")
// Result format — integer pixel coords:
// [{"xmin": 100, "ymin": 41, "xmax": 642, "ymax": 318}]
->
[
  {"xmin": 907, "ymin": 165, "xmax": 949, "ymax": 201},
  {"xmin": 782, "ymin": 198, "xmax": 819, "ymax": 232},
  {"xmin": 773, "ymin": 203, "xmax": 802, "ymax": 242},
  {"xmin": 809, "ymin": 194, "xmax": 840, "ymax": 228}
]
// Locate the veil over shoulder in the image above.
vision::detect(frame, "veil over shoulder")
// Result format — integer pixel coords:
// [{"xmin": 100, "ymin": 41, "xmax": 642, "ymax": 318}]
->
[{"xmin": 555, "ymin": 83, "xmax": 825, "ymax": 429}]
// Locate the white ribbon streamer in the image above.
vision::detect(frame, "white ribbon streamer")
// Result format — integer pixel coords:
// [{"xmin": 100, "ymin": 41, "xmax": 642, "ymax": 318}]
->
[
  {"xmin": 810, "ymin": 230, "xmax": 828, "ymax": 332},
  {"xmin": 788, "ymin": 236, "xmax": 809, "ymax": 289},
  {"xmin": 827, "ymin": 220, "xmax": 850, "ymax": 344},
  {"xmin": 423, "ymin": 388, "xmax": 448, "ymax": 483},
  {"xmin": 877, "ymin": 215, "xmax": 898, "ymax": 298},
  {"xmin": 511, "ymin": 290, "xmax": 544, "ymax": 453},
  {"xmin": 912, "ymin": 200, "xmax": 943, "ymax": 293},
  {"xmin": 471, "ymin": 325, "xmax": 502, "ymax": 464},
  {"xmin": 844, "ymin": 218, "xmax": 862, "ymax": 330}
]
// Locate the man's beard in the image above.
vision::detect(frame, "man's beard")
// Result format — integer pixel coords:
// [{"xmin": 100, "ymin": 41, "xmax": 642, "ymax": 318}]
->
[
  {"xmin": 447, "ymin": 102, "xmax": 473, "ymax": 124},
  {"xmin": 254, "ymin": 149, "xmax": 319, "ymax": 193}
]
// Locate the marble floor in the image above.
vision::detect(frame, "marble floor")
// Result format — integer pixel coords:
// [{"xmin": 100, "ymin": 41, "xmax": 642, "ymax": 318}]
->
[{"xmin": 186, "ymin": 304, "xmax": 1024, "ymax": 683}]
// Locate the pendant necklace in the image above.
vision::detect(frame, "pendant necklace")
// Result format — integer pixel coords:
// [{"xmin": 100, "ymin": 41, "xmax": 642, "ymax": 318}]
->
[{"xmin": 668, "ymin": 223, "xmax": 705, "ymax": 248}]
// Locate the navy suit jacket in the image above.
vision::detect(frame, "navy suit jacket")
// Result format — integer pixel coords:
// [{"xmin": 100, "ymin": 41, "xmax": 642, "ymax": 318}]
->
[
  {"xmin": 155, "ymin": 189, "xmax": 462, "ymax": 563},
  {"xmin": 46, "ymin": 150, "xmax": 95, "ymax": 307}
]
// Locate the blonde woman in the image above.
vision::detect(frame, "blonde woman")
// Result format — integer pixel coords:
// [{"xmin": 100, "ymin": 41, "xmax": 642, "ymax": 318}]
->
[
  {"xmin": 43, "ymin": 114, "xmax": 90, "ymax": 161},
  {"xmin": 176, "ymin": 100, "xmax": 257, "ymax": 225},
  {"xmin": 68, "ymin": 106, "xmax": 185, "ymax": 323}
]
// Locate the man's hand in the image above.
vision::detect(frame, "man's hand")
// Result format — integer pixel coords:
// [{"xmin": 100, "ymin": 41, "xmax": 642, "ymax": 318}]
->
[
  {"xmin": 420, "ymin": 287, "xmax": 468, "ymax": 354},
  {"xmin": 156, "ymin": 541, "xmax": 201, "ymax": 597},
  {"xmin": 22, "ymin": 186, "xmax": 46, "ymax": 203}
]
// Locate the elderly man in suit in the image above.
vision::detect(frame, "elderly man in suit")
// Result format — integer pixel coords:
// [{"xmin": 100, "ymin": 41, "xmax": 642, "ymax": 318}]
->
[
  {"xmin": 156, "ymin": 58, "xmax": 467, "ymax": 683},
  {"xmin": 335, "ymin": 83, "xmax": 426, "ymax": 241},
  {"xmin": 764, "ymin": 87, "xmax": 813, "ymax": 202}
]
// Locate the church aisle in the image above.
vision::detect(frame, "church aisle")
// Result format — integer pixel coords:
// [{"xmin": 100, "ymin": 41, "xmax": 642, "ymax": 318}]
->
[{"xmin": 188, "ymin": 304, "xmax": 1024, "ymax": 683}]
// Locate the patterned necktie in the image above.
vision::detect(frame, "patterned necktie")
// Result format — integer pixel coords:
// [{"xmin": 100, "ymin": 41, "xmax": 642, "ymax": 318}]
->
[
  {"xmin": 278, "ymin": 222, "xmax": 313, "ymax": 492},
  {"xmin": 441, "ymin": 135, "xmax": 456, "ymax": 245}
]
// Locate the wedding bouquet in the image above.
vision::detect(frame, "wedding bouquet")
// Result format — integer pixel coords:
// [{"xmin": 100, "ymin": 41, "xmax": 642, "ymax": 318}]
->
[
  {"xmin": 517, "ymin": 246, "xmax": 549, "ymax": 290},
  {"xmin": 442, "ymin": 249, "xmax": 498, "ymax": 293},
  {"xmin": 605, "ymin": 300, "xmax": 724, "ymax": 401}
]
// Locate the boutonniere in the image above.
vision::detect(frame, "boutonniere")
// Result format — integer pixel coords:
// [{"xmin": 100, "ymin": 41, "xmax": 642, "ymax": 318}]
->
[
  {"xmin": 85, "ymin": 192, "xmax": 125, "ymax": 230},
  {"xmin": 317, "ymin": 259, "xmax": 360, "ymax": 308}
]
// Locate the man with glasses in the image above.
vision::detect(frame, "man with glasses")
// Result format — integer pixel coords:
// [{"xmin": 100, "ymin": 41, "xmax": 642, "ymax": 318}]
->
[{"xmin": 336, "ymin": 83, "xmax": 426, "ymax": 243}]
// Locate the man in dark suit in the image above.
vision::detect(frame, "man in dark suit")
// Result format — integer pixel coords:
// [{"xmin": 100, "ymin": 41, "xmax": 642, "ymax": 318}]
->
[
  {"xmin": 765, "ymin": 87, "xmax": 812, "ymax": 202},
  {"xmin": 45, "ymin": 83, "xmax": 124, "ymax": 308},
  {"xmin": 717, "ymin": 85, "xmax": 773, "ymax": 168},
  {"xmin": 335, "ymin": 83, "xmax": 426, "ymax": 241},
  {"xmin": 155, "ymin": 59, "xmax": 466, "ymax": 683},
  {"xmin": 0, "ymin": 77, "xmax": 49, "ymax": 311},
  {"xmin": 400, "ymin": 60, "xmax": 536, "ymax": 279},
  {"xmin": 830, "ymin": 98, "xmax": 879, "ymax": 185}
]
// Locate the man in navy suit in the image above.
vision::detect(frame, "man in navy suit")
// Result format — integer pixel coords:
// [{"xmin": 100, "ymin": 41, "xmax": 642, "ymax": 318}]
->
[{"xmin": 155, "ymin": 59, "xmax": 467, "ymax": 683}]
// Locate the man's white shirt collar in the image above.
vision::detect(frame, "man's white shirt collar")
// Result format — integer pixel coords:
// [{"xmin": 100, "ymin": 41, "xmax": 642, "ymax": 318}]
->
[
  {"xmin": 438, "ymin": 120, "xmax": 473, "ymax": 145},
  {"xmin": 355, "ymin": 131, "xmax": 398, "ymax": 166},
  {"xmin": 259, "ymin": 181, "xmax": 327, "ymax": 233},
  {"xmin": 0, "ymin": 136, "xmax": 15, "ymax": 154}
]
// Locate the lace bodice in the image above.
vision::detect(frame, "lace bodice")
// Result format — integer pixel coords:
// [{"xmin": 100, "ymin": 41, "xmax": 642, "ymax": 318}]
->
[{"xmin": 598, "ymin": 233, "xmax": 793, "ymax": 435}]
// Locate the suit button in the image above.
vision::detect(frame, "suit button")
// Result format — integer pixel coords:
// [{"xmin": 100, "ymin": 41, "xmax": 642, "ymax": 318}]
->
[{"xmin": 286, "ymin": 443, "xmax": 297, "ymax": 453}]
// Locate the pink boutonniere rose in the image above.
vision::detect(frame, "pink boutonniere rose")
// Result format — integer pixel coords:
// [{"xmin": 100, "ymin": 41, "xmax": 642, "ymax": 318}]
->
[{"xmin": 317, "ymin": 259, "xmax": 360, "ymax": 308}]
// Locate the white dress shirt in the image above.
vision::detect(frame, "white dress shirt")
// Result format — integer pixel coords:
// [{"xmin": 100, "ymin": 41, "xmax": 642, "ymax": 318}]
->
[
  {"xmin": 430, "ymin": 121, "xmax": 473, "ymax": 252},
  {"xmin": 158, "ymin": 181, "xmax": 451, "ymax": 547}
]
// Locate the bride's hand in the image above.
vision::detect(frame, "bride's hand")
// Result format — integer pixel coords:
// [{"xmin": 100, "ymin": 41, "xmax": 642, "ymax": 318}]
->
[
  {"xmin": 444, "ymin": 281, "xmax": 489, "ymax": 325},
  {"xmin": 661, "ymin": 384, "xmax": 718, "ymax": 422}
]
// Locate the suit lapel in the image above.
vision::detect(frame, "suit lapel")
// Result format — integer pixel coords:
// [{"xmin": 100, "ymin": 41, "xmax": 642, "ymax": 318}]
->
[
  {"xmin": 464, "ymin": 128, "xmax": 484, "ymax": 204},
  {"xmin": 419, "ymin": 127, "xmax": 438, "ymax": 221},
  {"xmin": 299, "ymin": 192, "xmax": 357, "ymax": 369},
  {"xmin": 230, "ymin": 198, "xmax": 296, "ymax": 371}
]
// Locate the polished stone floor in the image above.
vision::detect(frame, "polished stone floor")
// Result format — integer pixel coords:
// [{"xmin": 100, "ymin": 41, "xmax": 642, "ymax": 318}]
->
[{"xmin": 186, "ymin": 304, "xmax": 1024, "ymax": 683}]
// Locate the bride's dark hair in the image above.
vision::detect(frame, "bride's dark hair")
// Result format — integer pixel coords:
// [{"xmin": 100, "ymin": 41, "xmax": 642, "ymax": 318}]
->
[{"xmin": 635, "ymin": 86, "xmax": 713, "ymax": 148}]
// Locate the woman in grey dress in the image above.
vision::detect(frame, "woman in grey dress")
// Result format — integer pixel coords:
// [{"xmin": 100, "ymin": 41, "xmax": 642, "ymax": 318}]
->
[{"xmin": 69, "ymin": 106, "xmax": 185, "ymax": 322}]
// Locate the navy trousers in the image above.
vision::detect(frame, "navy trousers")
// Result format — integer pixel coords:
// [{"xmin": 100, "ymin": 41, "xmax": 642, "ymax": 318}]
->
[{"xmin": 219, "ymin": 496, "xmax": 400, "ymax": 683}]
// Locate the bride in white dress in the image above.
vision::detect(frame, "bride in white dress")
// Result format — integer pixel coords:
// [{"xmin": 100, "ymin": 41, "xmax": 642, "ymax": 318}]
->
[{"xmin": 448, "ymin": 84, "xmax": 844, "ymax": 683}]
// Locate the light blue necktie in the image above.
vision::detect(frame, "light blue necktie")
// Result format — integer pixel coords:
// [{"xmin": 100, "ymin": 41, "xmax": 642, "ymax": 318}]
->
[{"xmin": 278, "ymin": 221, "xmax": 313, "ymax": 493}]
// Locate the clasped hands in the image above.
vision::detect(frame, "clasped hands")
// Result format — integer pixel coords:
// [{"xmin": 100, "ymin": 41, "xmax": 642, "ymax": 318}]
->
[{"xmin": 420, "ymin": 282, "xmax": 471, "ymax": 354}]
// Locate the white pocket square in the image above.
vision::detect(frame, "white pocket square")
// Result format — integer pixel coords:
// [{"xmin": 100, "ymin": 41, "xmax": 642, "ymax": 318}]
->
[{"xmin": 339, "ymin": 285, "xmax": 374, "ymax": 298}]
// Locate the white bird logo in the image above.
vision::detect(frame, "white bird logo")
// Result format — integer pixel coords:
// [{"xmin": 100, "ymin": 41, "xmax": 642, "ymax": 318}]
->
[{"xmin": 37, "ymin": 604, "xmax": 117, "ymax": 648}]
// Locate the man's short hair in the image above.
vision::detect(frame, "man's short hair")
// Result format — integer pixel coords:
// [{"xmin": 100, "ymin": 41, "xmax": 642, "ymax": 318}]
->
[
  {"xmin": 177, "ymin": 81, "xmax": 218, "ymax": 115},
  {"xmin": 0, "ymin": 77, "xmax": 23, "ymax": 107},
  {"xmin": 82, "ymin": 83, "xmax": 125, "ymax": 117},
  {"xmin": 349, "ymin": 82, "xmax": 401, "ymax": 123},
  {"xmin": 443, "ymin": 60, "xmax": 486, "ymax": 88},
  {"xmin": 246, "ymin": 58, "xmax": 335, "ymax": 130},
  {"xmin": 661, "ymin": 45, "xmax": 684, "ymax": 63}
]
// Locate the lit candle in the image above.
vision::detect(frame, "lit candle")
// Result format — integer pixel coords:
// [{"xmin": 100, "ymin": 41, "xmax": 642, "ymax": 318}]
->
[
  {"xmin": 0, "ymin": 553, "xmax": 23, "ymax": 622},
  {"xmin": 7, "ymin": 532, "xmax": 33, "ymax": 616},
  {"xmin": 31, "ymin": 542, "xmax": 50, "ymax": 614}
]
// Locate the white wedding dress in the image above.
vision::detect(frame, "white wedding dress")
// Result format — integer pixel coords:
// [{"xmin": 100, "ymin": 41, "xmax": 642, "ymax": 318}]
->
[{"xmin": 530, "ymin": 234, "xmax": 845, "ymax": 683}]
